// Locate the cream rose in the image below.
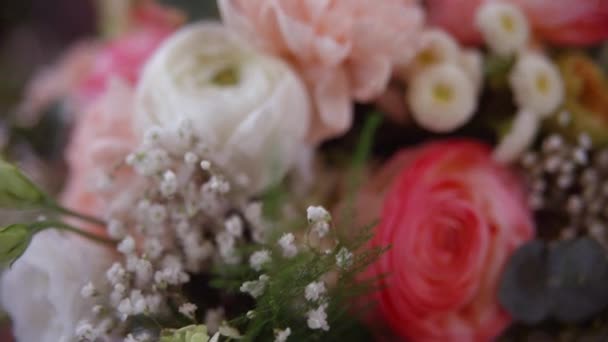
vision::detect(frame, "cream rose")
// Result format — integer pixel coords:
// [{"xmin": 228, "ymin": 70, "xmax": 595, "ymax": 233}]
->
[
  {"xmin": 0, "ymin": 231, "xmax": 113, "ymax": 342},
  {"xmin": 135, "ymin": 22, "xmax": 311, "ymax": 194}
]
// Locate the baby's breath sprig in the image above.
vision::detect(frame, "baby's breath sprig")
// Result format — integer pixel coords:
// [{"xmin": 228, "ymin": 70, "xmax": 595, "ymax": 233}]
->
[{"xmin": 211, "ymin": 204, "xmax": 387, "ymax": 342}]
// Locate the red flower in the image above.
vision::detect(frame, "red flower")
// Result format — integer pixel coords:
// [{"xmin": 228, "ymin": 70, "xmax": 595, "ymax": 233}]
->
[
  {"xmin": 366, "ymin": 140, "xmax": 534, "ymax": 341},
  {"xmin": 427, "ymin": 0, "xmax": 608, "ymax": 46}
]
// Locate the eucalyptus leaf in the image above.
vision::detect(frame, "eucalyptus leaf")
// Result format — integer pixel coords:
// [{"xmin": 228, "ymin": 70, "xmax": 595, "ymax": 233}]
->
[
  {"xmin": 548, "ymin": 237, "xmax": 608, "ymax": 323},
  {"xmin": 0, "ymin": 160, "xmax": 49, "ymax": 209},
  {"xmin": 499, "ymin": 240, "xmax": 551, "ymax": 324}
]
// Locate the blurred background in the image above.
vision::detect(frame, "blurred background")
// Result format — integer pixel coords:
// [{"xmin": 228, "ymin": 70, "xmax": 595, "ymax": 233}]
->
[{"xmin": 0, "ymin": 1, "xmax": 218, "ymax": 340}]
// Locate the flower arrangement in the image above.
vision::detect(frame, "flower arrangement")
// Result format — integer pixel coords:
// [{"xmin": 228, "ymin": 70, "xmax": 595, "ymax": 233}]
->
[{"xmin": 0, "ymin": 0, "xmax": 607, "ymax": 341}]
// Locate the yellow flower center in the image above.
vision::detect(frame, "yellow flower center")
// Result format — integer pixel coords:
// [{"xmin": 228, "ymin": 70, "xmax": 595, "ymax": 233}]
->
[
  {"xmin": 212, "ymin": 65, "xmax": 240, "ymax": 86},
  {"xmin": 433, "ymin": 83, "xmax": 453, "ymax": 103},
  {"xmin": 500, "ymin": 14, "xmax": 515, "ymax": 32},
  {"xmin": 417, "ymin": 49, "xmax": 438, "ymax": 66},
  {"xmin": 536, "ymin": 73, "xmax": 550, "ymax": 94}
]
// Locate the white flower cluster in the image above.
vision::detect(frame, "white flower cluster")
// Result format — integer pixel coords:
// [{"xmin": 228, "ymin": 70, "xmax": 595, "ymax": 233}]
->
[
  {"xmin": 76, "ymin": 121, "xmax": 273, "ymax": 339},
  {"xmin": 404, "ymin": 29, "xmax": 482, "ymax": 133},
  {"xmin": 472, "ymin": 2, "xmax": 565, "ymax": 163},
  {"xmin": 307, "ymin": 205, "xmax": 332, "ymax": 238},
  {"xmin": 240, "ymin": 274, "xmax": 270, "ymax": 298}
]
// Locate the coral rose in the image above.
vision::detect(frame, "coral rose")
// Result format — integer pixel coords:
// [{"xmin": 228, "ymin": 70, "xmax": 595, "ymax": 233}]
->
[
  {"xmin": 219, "ymin": 0, "xmax": 424, "ymax": 143},
  {"xmin": 427, "ymin": 0, "xmax": 608, "ymax": 47},
  {"xmin": 366, "ymin": 140, "xmax": 534, "ymax": 341}
]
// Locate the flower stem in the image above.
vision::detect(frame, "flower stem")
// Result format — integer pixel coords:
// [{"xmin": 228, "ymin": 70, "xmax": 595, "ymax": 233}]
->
[
  {"xmin": 29, "ymin": 221, "xmax": 115, "ymax": 246},
  {"xmin": 48, "ymin": 203, "xmax": 106, "ymax": 227}
]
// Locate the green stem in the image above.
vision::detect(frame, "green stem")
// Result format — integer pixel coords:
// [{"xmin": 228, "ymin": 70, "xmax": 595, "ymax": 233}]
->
[
  {"xmin": 48, "ymin": 203, "xmax": 106, "ymax": 227},
  {"xmin": 29, "ymin": 221, "xmax": 116, "ymax": 246}
]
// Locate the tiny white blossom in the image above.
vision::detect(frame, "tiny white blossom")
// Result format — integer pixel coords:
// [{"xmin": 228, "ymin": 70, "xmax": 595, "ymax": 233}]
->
[
  {"xmin": 142, "ymin": 126, "xmax": 163, "ymax": 147},
  {"xmin": 305, "ymin": 281, "xmax": 326, "ymax": 302},
  {"xmin": 184, "ymin": 151, "xmax": 198, "ymax": 165},
  {"xmin": 107, "ymin": 219, "xmax": 127, "ymax": 240},
  {"xmin": 336, "ymin": 247, "xmax": 354, "ymax": 269},
  {"xmin": 307, "ymin": 206, "xmax": 331, "ymax": 238},
  {"xmin": 148, "ymin": 204, "xmax": 168, "ymax": 224},
  {"xmin": 80, "ymin": 282, "xmax": 97, "ymax": 298},
  {"xmin": 274, "ymin": 327, "xmax": 291, "ymax": 342},
  {"xmin": 106, "ymin": 262, "xmax": 126, "ymax": 285},
  {"xmin": 92, "ymin": 305, "xmax": 104, "ymax": 315},
  {"xmin": 117, "ymin": 236, "xmax": 136, "ymax": 254},
  {"xmin": 75, "ymin": 321, "xmax": 97, "ymax": 340},
  {"xmin": 307, "ymin": 303, "xmax": 329, "ymax": 331},
  {"xmin": 475, "ymin": 2, "xmax": 529, "ymax": 56},
  {"xmin": 509, "ymin": 52, "xmax": 564, "ymax": 117},
  {"xmin": 407, "ymin": 63, "xmax": 477, "ymax": 133},
  {"xmin": 160, "ymin": 170, "xmax": 178, "ymax": 196},
  {"xmin": 200, "ymin": 160, "xmax": 211, "ymax": 171},
  {"xmin": 278, "ymin": 233, "xmax": 298, "ymax": 258},
  {"xmin": 225, "ymin": 215, "xmax": 244, "ymax": 237},
  {"xmin": 143, "ymin": 238, "xmax": 164, "ymax": 260},
  {"xmin": 246, "ymin": 310, "xmax": 256, "ymax": 319},
  {"xmin": 307, "ymin": 206, "xmax": 331, "ymax": 223},
  {"xmin": 240, "ymin": 274, "xmax": 269, "ymax": 298},
  {"xmin": 249, "ymin": 250, "xmax": 271, "ymax": 271},
  {"xmin": 179, "ymin": 303, "xmax": 198, "ymax": 319}
]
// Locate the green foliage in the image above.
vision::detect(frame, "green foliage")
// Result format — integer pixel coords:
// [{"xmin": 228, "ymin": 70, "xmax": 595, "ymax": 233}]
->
[
  {"xmin": 160, "ymin": 325, "xmax": 210, "ymax": 342},
  {"xmin": 0, "ymin": 159, "xmax": 49, "ymax": 209},
  {"xmin": 210, "ymin": 114, "xmax": 387, "ymax": 341},
  {"xmin": 0, "ymin": 223, "xmax": 31, "ymax": 267},
  {"xmin": 500, "ymin": 238, "xmax": 608, "ymax": 324}
]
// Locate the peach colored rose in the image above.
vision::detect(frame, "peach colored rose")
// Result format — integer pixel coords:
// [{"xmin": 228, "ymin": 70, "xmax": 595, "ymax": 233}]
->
[
  {"xmin": 427, "ymin": 0, "xmax": 608, "ymax": 47},
  {"xmin": 365, "ymin": 140, "xmax": 534, "ymax": 341},
  {"xmin": 219, "ymin": 0, "xmax": 424, "ymax": 143},
  {"xmin": 61, "ymin": 79, "xmax": 137, "ymax": 228}
]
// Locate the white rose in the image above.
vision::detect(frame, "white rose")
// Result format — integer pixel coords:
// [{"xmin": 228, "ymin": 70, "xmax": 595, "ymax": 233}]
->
[
  {"xmin": 1, "ymin": 231, "xmax": 113, "ymax": 342},
  {"xmin": 135, "ymin": 22, "xmax": 312, "ymax": 194}
]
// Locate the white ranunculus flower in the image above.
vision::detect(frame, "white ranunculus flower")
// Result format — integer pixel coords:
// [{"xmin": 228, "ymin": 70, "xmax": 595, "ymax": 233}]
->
[
  {"xmin": 135, "ymin": 22, "xmax": 312, "ymax": 194},
  {"xmin": 1, "ymin": 231, "xmax": 113, "ymax": 342},
  {"xmin": 407, "ymin": 63, "xmax": 477, "ymax": 133},
  {"xmin": 509, "ymin": 52, "xmax": 564, "ymax": 118}
]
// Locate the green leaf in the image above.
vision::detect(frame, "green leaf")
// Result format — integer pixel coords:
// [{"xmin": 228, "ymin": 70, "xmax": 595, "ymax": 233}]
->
[
  {"xmin": 160, "ymin": 325, "xmax": 210, "ymax": 342},
  {"xmin": 0, "ymin": 224, "xmax": 32, "ymax": 267},
  {"xmin": 0, "ymin": 160, "xmax": 49, "ymax": 209}
]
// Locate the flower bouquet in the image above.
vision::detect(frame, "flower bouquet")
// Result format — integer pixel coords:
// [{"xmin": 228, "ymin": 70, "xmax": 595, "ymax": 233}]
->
[{"xmin": 1, "ymin": 0, "xmax": 608, "ymax": 341}]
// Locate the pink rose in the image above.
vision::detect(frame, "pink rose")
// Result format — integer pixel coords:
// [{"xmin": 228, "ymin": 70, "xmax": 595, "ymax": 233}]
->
[
  {"xmin": 219, "ymin": 0, "xmax": 424, "ymax": 143},
  {"xmin": 61, "ymin": 79, "xmax": 137, "ymax": 228},
  {"xmin": 365, "ymin": 140, "xmax": 534, "ymax": 341},
  {"xmin": 77, "ymin": 1, "xmax": 183, "ymax": 103},
  {"xmin": 427, "ymin": 0, "xmax": 608, "ymax": 46}
]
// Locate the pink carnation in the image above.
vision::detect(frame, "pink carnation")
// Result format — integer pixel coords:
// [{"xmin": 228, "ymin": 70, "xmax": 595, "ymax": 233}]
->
[{"xmin": 219, "ymin": 0, "xmax": 424, "ymax": 143}]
